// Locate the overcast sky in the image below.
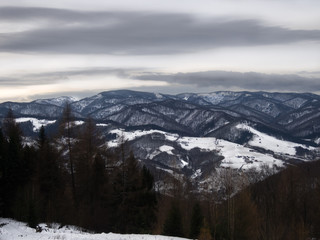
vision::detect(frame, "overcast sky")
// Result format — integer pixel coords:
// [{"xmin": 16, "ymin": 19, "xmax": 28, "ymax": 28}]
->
[{"xmin": 0, "ymin": 0, "xmax": 320, "ymax": 102}]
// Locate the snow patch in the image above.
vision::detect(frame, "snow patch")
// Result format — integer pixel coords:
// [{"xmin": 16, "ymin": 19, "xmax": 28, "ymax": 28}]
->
[
  {"xmin": 149, "ymin": 150, "xmax": 161, "ymax": 159},
  {"xmin": 107, "ymin": 126, "xmax": 315, "ymax": 171},
  {"xmin": 180, "ymin": 159, "xmax": 189, "ymax": 167},
  {"xmin": 108, "ymin": 129, "xmax": 179, "ymax": 148},
  {"xmin": 191, "ymin": 169, "xmax": 202, "ymax": 179},
  {"xmin": 159, "ymin": 145, "xmax": 174, "ymax": 155},
  {"xmin": 74, "ymin": 120, "xmax": 85, "ymax": 126},
  {"xmin": 96, "ymin": 123, "xmax": 109, "ymax": 127},
  {"xmin": 16, "ymin": 118, "xmax": 56, "ymax": 132},
  {"xmin": 178, "ymin": 137, "xmax": 216, "ymax": 151},
  {"xmin": 218, "ymin": 140, "xmax": 283, "ymax": 170},
  {"xmin": 154, "ymin": 92, "xmax": 163, "ymax": 99},
  {"xmin": 176, "ymin": 134, "xmax": 283, "ymax": 170},
  {"xmin": 236, "ymin": 123, "xmax": 313, "ymax": 155}
]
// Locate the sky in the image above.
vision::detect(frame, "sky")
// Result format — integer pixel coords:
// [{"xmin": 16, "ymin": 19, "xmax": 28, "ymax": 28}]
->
[{"xmin": 0, "ymin": 0, "xmax": 320, "ymax": 102}]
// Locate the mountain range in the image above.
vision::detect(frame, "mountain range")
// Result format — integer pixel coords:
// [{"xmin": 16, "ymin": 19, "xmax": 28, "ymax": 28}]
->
[{"xmin": 1, "ymin": 90, "xmax": 319, "ymax": 191}]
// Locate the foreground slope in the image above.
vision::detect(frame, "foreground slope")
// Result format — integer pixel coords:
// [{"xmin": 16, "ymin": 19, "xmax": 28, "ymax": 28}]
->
[{"xmin": 0, "ymin": 218, "xmax": 190, "ymax": 240}]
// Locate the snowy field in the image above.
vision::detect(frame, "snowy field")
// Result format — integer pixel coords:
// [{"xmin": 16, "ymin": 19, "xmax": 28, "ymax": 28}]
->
[
  {"xmin": 108, "ymin": 123, "xmax": 315, "ymax": 170},
  {"xmin": 236, "ymin": 123, "xmax": 314, "ymax": 155},
  {"xmin": 16, "ymin": 118, "xmax": 56, "ymax": 132},
  {"xmin": 0, "ymin": 218, "xmax": 189, "ymax": 240}
]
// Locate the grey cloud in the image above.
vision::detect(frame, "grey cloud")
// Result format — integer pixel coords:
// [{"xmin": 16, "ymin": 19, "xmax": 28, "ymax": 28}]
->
[
  {"xmin": 0, "ymin": 6, "xmax": 77, "ymax": 21},
  {"xmin": 0, "ymin": 6, "xmax": 117, "ymax": 24},
  {"xmin": 0, "ymin": 67, "xmax": 137, "ymax": 86},
  {"xmin": 2, "ymin": 67, "xmax": 320, "ymax": 93},
  {"xmin": 0, "ymin": 76, "xmax": 60, "ymax": 86},
  {"xmin": 28, "ymin": 67, "xmax": 135, "ymax": 78},
  {"xmin": 133, "ymin": 71, "xmax": 320, "ymax": 92},
  {"xmin": 0, "ymin": 7, "xmax": 319, "ymax": 55},
  {"xmin": 28, "ymin": 90, "xmax": 103, "ymax": 101}
]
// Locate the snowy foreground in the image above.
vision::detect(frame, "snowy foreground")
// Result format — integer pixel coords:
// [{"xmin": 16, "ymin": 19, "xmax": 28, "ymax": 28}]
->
[{"xmin": 0, "ymin": 218, "xmax": 190, "ymax": 240}]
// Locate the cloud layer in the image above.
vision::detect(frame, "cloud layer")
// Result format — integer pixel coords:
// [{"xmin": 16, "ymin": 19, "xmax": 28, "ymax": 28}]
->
[
  {"xmin": 1, "ymin": 7, "xmax": 320, "ymax": 55},
  {"xmin": 1, "ymin": 67, "xmax": 319, "ymax": 93},
  {"xmin": 0, "ymin": 67, "xmax": 135, "ymax": 86},
  {"xmin": 134, "ymin": 71, "xmax": 320, "ymax": 92},
  {"xmin": 0, "ymin": 3, "xmax": 319, "ymax": 102}
]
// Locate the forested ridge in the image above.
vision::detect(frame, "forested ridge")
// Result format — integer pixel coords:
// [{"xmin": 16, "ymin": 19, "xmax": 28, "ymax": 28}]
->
[{"xmin": 1, "ymin": 106, "xmax": 320, "ymax": 240}]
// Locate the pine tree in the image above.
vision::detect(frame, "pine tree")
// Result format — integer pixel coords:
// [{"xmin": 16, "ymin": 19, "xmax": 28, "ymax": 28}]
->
[
  {"xmin": 135, "ymin": 165, "xmax": 157, "ymax": 233},
  {"xmin": 0, "ymin": 128, "xmax": 6, "ymax": 216},
  {"xmin": 38, "ymin": 125, "xmax": 46, "ymax": 148},
  {"xmin": 189, "ymin": 202, "xmax": 203, "ymax": 239},
  {"xmin": 27, "ymin": 202, "xmax": 38, "ymax": 229},
  {"xmin": 163, "ymin": 201, "xmax": 183, "ymax": 237},
  {"xmin": 91, "ymin": 153, "xmax": 107, "ymax": 201},
  {"xmin": 1, "ymin": 109, "xmax": 25, "ymax": 217},
  {"xmin": 109, "ymin": 152, "xmax": 158, "ymax": 233},
  {"xmin": 35, "ymin": 126, "xmax": 65, "ymax": 222},
  {"xmin": 111, "ymin": 152, "xmax": 140, "ymax": 232},
  {"xmin": 141, "ymin": 165, "xmax": 154, "ymax": 190},
  {"xmin": 233, "ymin": 190, "xmax": 259, "ymax": 240}
]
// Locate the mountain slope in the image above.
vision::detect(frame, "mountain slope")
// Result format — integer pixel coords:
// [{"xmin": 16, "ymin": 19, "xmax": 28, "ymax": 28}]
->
[{"xmin": 0, "ymin": 90, "xmax": 319, "ymax": 191}]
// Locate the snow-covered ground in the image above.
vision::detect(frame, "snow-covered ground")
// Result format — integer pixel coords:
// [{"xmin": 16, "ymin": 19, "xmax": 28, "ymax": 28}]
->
[
  {"xmin": 159, "ymin": 145, "xmax": 175, "ymax": 155},
  {"xmin": 15, "ymin": 118, "xmax": 104, "ymax": 132},
  {"xmin": 0, "ymin": 218, "xmax": 189, "ymax": 240},
  {"xmin": 16, "ymin": 118, "xmax": 56, "ymax": 132},
  {"xmin": 107, "ymin": 124, "xmax": 313, "ymax": 170},
  {"xmin": 236, "ymin": 123, "xmax": 314, "ymax": 155},
  {"xmin": 96, "ymin": 123, "xmax": 109, "ymax": 127},
  {"xmin": 108, "ymin": 129, "xmax": 179, "ymax": 147},
  {"xmin": 178, "ymin": 135, "xmax": 283, "ymax": 170}
]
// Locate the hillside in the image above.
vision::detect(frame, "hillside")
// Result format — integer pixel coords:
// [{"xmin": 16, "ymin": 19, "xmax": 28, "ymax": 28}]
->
[{"xmin": 1, "ymin": 90, "xmax": 319, "ymax": 186}]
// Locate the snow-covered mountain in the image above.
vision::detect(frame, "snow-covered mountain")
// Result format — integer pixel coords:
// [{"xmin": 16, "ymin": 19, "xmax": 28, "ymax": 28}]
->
[
  {"xmin": 106, "ymin": 123, "xmax": 316, "ymax": 192},
  {"xmin": 0, "ymin": 90, "xmax": 319, "ymax": 190},
  {"xmin": 1, "ymin": 90, "xmax": 320, "ymax": 138},
  {"xmin": 33, "ymin": 96, "xmax": 78, "ymax": 107}
]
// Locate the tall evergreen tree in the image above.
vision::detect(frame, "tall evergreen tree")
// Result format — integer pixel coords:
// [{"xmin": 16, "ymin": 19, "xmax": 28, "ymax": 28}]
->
[
  {"xmin": 38, "ymin": 125, "xmax": 46, "ymax": 148},
  {"xmin": 110, "ymin": 152, "xmax": 157, "ymax": 233},
  {"xmin": 163, "ymin": 201, "xmax": 183, "ymax": 237},
  {"xmin": 0, "ymin": 128, "xmax": 6, "ymax": 216},
  {"xmin": 189, "ymin": 202, "xmax": 203, "ymax": 239},
  {"xmin": 37, "ymin": 126, "xmax": 64, "ymax": 222},
  {"xmin": 1, "ymin": 109, "xmax": 25, "ymax": 217},
  {"xmin": 71, "ymin": 118, "xmax": 111, "ymax": 229},
  {"xmin": 131, "ymin": 165, "xmax": 157, "ymax": 233}
]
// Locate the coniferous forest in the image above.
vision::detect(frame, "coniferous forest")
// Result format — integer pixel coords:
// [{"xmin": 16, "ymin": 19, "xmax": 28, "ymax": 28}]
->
[{"xmin": 1, "ymin": 107, "xmax": 320, "ymax": 240}]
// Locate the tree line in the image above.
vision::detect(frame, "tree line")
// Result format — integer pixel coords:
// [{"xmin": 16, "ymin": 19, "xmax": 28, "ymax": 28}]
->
[
  {"xmin": 0, "ymin": 107, "xmax": 157, "ymax": 233},
  {"xmin": 1, "ymin": 105, "xmax": 320, "ymax": 240}
]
